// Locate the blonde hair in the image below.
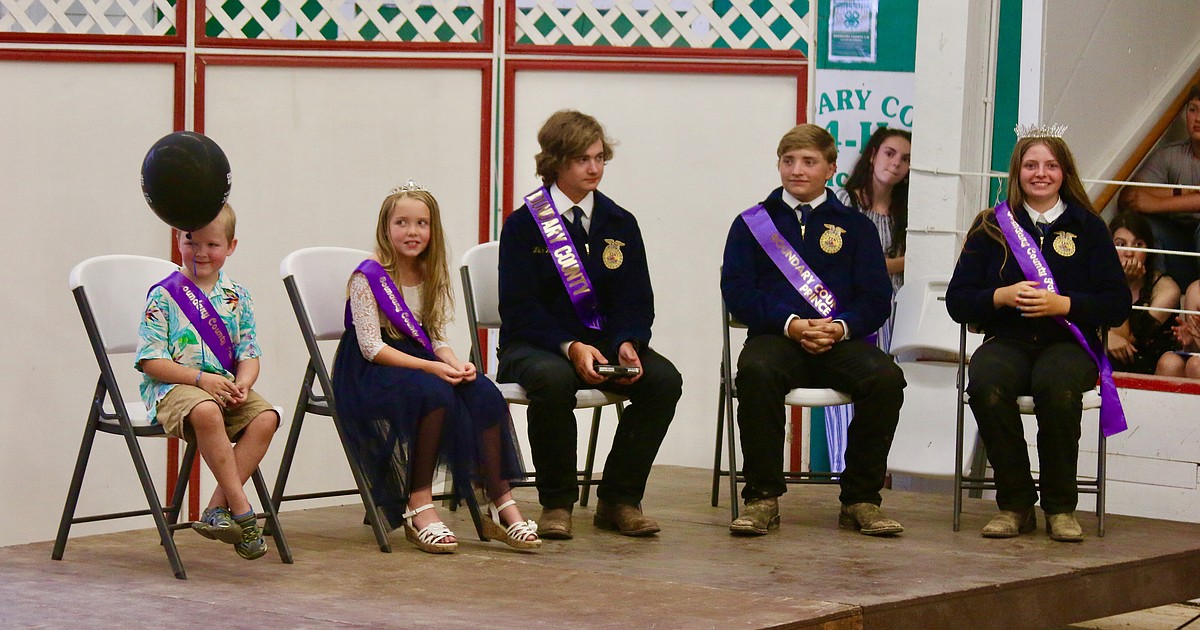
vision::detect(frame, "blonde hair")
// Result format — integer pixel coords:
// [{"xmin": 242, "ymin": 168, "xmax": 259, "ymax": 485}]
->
[
  {"xmin": 777, "ymin": 124, "xmax": 838, "ymax": 164},
  {"xmin": 214, "ymin": 203, "xmax": 236, "ymax": 242},
  {"xmin": 173, "ymin": 203, "xmax": 236, "ymax": 244},
  {"xmin": 372, "ymin": 189, "xmax": 453, "ymax": 341}
]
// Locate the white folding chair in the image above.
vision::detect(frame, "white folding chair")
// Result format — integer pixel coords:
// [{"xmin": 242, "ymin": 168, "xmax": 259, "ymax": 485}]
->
[
  {"xmin": 886, "ymin": 275, "xmax": 979, "ymax": 479},
  {"xmin": 55, "ymin": 255, "xmax": 291, "ymax": 579},
  {"xmin": 274, "ymin": 247, "xmax": 484, "ymax": 552},
  {"xmin": 711, "ymin": 298, "xmax": 852, "ymax": 520},
  {"xmin": 459, "ymin": 241, "xmax": 626, "ymax": 507}
]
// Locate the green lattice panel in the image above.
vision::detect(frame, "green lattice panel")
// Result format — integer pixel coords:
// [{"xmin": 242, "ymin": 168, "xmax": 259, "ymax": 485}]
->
[
  {"xmin": 513, "ymin": 0, "xmax": 809, "ymax": 53},
  {"xmin": 204, "ymin": 0, "xmax": 485, "ymax": 42}
]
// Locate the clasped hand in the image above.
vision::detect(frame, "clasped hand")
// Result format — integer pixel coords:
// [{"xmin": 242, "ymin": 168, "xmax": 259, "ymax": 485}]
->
[
  {"xmin": 787, "ymin": 317, "xmax": 844, "ymax": 355},
  {"xmin": 198, "ymin": 372, "xmax": 245, "ymax": 409},
  {"xmin": 1173, "ymin": 314, "xmax": 1200, "ymax": 351},
  {"xmin": 995, "ymin": 280, "xmax": 1070, "ymax": 318},
  {"xmin": 426, "ymin": 360, "xmax": 477, "ymax": 385}
]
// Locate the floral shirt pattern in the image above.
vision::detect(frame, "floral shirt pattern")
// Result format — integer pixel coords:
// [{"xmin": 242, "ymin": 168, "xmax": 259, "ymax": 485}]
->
[{"xmin": 134, "ymin": 269, "xmax": 262, "ymax": 424}]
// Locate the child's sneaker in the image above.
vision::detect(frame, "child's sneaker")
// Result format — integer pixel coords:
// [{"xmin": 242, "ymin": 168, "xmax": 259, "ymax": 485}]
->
[
  {"xmin": 234, "ymin": 512, "xmax": 268, "ymax": 560},
  {"xmin": 192, "ymin": 507, "xmax": 242, "ymax": 544}
]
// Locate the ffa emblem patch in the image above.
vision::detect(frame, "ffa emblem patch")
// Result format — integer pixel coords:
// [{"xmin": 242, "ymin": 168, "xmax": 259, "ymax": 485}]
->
[
  {"xmin": 1053, "ymin": 231, "xmax": 1077, "ymax": 257},
  {"xmin": 819, "ymin": 225, "xmax": 845, "ymax": 254},
  {"xmin": 603, "ymin": 239, "xmax": 625, "ymax": 269}
]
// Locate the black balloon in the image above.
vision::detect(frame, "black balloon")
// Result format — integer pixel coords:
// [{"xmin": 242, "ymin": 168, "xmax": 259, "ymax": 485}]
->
[{"xmin": 140, "ymin": 131, "xmax": 231, "ymax": 231}]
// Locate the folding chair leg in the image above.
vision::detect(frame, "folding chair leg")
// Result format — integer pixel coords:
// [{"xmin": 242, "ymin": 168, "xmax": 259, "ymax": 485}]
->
[
  {"xmin": 270, "ymin": 366, "xmax": 314, "ymax": 511},
  {"xmin": 1097, "ymin": 430, "xmax": 1106, "ymax": 537},
  {"xmin": 711, "ymin": 381, "xmax": 726, "ymax": 507},
  {"xmin": 954, "ymin": 324, "xmax": 967, "ymax": 532},
  {"xmin": 726, "ymin": 387, "xmax": 740, "ymax": 521},
  {"xmin": 328, "ymin": 413, "xmax": 393, "ymax": 553},
  {"xmin": 120, "ymin": 418, "xmax": 187, "ymax": 579},
  {"xmin": 580, "ymin": 407, "xmax": 604, "ymax": 508},
  {"xmin": 166, "ymin": 440, "xmax": 197, "ymax": 527},
  {"xmin": 457, "ymin": 474, "xmax": 487, "ymax": 541},
  {"xmin": 52, "ymin": 390, "xmax": 103, "ymax": 562},
  {"xmin": 252, "ymin": 468, "xmax": 293, "ymax": 563},
  {"xmin": 967, "ymin": 439, "xmax": 988, "ymax": 499}
]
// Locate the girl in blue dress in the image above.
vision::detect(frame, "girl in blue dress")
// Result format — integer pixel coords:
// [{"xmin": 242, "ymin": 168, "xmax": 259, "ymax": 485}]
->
[{"xmin": 332, "ymin": 182, "xmax": 539, "ymax": 553}]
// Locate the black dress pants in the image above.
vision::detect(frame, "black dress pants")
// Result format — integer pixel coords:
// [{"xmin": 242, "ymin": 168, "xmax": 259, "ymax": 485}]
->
[
  {"xmin": 497, "ymin": 341, "xmax": 682, "ymax": 509},
  {"xmin": 966, "ymin": 338, "xmax": 1097, "ymax": 514},
  {"xmin": 735, "ymin": 334, "xmax": 905, "ymax": 506}
]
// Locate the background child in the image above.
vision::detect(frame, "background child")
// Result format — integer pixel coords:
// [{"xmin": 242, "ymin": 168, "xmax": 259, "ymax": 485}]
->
[
  {"xmin": 332, "ymin": 182, "xmax": 538, "ymax": 554},
  {"xmin": 135, "ymin": 204, "xmax": 279, "ymax": 560}
]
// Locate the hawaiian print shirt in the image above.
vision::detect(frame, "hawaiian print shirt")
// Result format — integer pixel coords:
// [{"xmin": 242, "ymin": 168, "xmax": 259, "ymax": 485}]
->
[{"xmin": 134, "ymin": 269, "xmax": 262, "ymax": 424}]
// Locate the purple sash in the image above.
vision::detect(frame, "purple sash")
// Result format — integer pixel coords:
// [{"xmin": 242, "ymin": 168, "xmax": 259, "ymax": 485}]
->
[
  {"xmin": 153, "ymin": 271, "xmax": 236, "ymax": 374},
  {"xmin": 994, "ymin": 202, "xmax": 1127, "ymax": 436},
  {"xmin": 741, "ymin": 204, "xmax": 839, "ymax": 318},
  {"xmin": 524, "ymin": 186, "xmax": 603, "ymax": 330},
  {"xmin": 346, "ymin": 260, "xmax": 435, "ymax": 355}
]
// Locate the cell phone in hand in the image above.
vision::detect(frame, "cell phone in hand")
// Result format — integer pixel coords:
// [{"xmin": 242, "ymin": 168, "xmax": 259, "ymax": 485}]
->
[{"xmin": 595, "ymin": 363, "xmax": 641, "ymax": 377}]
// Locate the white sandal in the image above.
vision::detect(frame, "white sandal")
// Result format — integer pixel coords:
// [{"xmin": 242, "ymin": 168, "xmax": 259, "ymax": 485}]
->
[
  {"xmin": 402, "ymin": 503, "xmax": 457, "ymax": 554},
  {"xmin": 482, "ymin": 499, "xmax": 541, "ymax": 550}
]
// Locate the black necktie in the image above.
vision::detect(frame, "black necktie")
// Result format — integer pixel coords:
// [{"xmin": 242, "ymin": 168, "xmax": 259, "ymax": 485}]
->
[
  {"xmin": 798, "ymin": 204, "xmax": 813, "ymax": 238},
  {"xmin": 1036, "ymin": 216, "xmax": 1051, "ymax": 244},
  {"xmin": 566, "ymin": 206, "xmax": 588, "ymax": 252}
]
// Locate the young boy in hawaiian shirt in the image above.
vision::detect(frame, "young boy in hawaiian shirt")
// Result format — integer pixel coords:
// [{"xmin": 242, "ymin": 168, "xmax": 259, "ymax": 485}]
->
[{"xmin": 135, "ymin": 204, "xmax": 279, "ymax": 560}]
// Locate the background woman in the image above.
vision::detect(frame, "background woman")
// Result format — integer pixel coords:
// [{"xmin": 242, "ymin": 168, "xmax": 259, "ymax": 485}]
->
[
  {"xmin": 1106, "ymin": 211, "xmax": 1179, "ymax": 374},
  {"xmin": 826, "ymin": 128, "xmax": 912, "ymax": 472}
]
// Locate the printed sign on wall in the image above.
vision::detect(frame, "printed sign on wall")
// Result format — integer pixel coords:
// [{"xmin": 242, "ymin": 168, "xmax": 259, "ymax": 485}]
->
[{"xmin": 813, "ymin": 69, "xmax": 913, "ymax": 190}]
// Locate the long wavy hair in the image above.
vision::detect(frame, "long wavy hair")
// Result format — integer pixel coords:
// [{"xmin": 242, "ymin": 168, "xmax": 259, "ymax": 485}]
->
[
  {"xmin": 535, "ymin": 110, "xmax": 615, "ymax": 185},
  {"xmin": 842, "ymin": 127, "xmax": 911, "ymax": 257},
  {"xmin": 966, "ymin": 136, "xmax": 1096, "ymax": 252},
  {"xmin": 372, "ymin": 189, "xmax": 453, "ymax": 341},
  {"xmin": 1108, "ymin": 210, "xmax": 1160, "ymax": 272}
]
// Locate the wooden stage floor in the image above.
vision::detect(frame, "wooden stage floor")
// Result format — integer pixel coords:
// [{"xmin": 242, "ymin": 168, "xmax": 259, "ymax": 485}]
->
[{"xmin": 4, "ymin": 466, "xmax": 1199, "ymax": 629}]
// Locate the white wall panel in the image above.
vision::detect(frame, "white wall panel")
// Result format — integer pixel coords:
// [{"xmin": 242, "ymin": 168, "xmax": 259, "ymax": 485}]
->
[
  {"xmin": 0, "ymin": 60, "xmax": 176, "ymax": 546},
  {"xmin": 1041, "ymin": 0, "xmax": 1200, "ymax": 200},
  {"xmin": 202, "ymin": 64, "xmax": 486, "ymax": 511},
  {"xmin": 509, "ymin": 70, "xmax": 798, "ymax": 470}
]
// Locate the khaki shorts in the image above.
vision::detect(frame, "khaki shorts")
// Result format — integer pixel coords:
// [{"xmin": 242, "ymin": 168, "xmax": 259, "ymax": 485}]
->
[{"xmin": 156, "ymin": 384, "xmax": 278, "ymax": 441}]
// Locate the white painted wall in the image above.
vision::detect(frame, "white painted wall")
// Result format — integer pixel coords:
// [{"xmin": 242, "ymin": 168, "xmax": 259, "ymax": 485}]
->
[
  {"xmin": 0, "ymin": 60, "xmax": 176, "ymax": 545},
  {"xmin": 1039, "ymin": 0, "xmax": 1200, "ymax": 202},
  {"xmin": 199, "ymin": 63, "xmax": 489, "ymax": 509}
]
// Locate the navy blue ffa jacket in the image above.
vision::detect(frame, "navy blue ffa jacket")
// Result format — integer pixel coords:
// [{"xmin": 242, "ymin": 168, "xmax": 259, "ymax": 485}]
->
[
  {"xmin": 721, "ymin": 187, "xmax": 892, "ymax": 340},
  {"xmin": 945, "ymin": 201, "xmax": 1129, "ymax": 345},
  {"xmin": 498, "ymin": 189, "xmax": 654, "ymax": 360}
]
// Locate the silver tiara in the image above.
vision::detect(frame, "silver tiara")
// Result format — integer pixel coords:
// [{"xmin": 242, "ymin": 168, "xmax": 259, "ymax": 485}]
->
[
  {"xmin": 1014, "ymin": 123, "xmax": 1067, "ymax": 139},
  {"xmin": 389, "ymin": 179, "xmax": 427, "ymax": 195}
]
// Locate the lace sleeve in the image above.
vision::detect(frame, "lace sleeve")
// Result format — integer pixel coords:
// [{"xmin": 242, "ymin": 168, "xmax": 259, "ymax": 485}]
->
[
  {"xmin": 432, "ymin": 296, "xmax": 451, "ymax": 351},
  {"xmin": 348, "ymin": 273, "xmax": 387, "ymax": 362}
]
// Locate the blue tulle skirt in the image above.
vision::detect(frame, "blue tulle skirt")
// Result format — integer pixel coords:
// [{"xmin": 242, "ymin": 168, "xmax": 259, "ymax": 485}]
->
[{"xmin": 331, "ymin": 328, "xmax": 526, "ymax": 530}]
